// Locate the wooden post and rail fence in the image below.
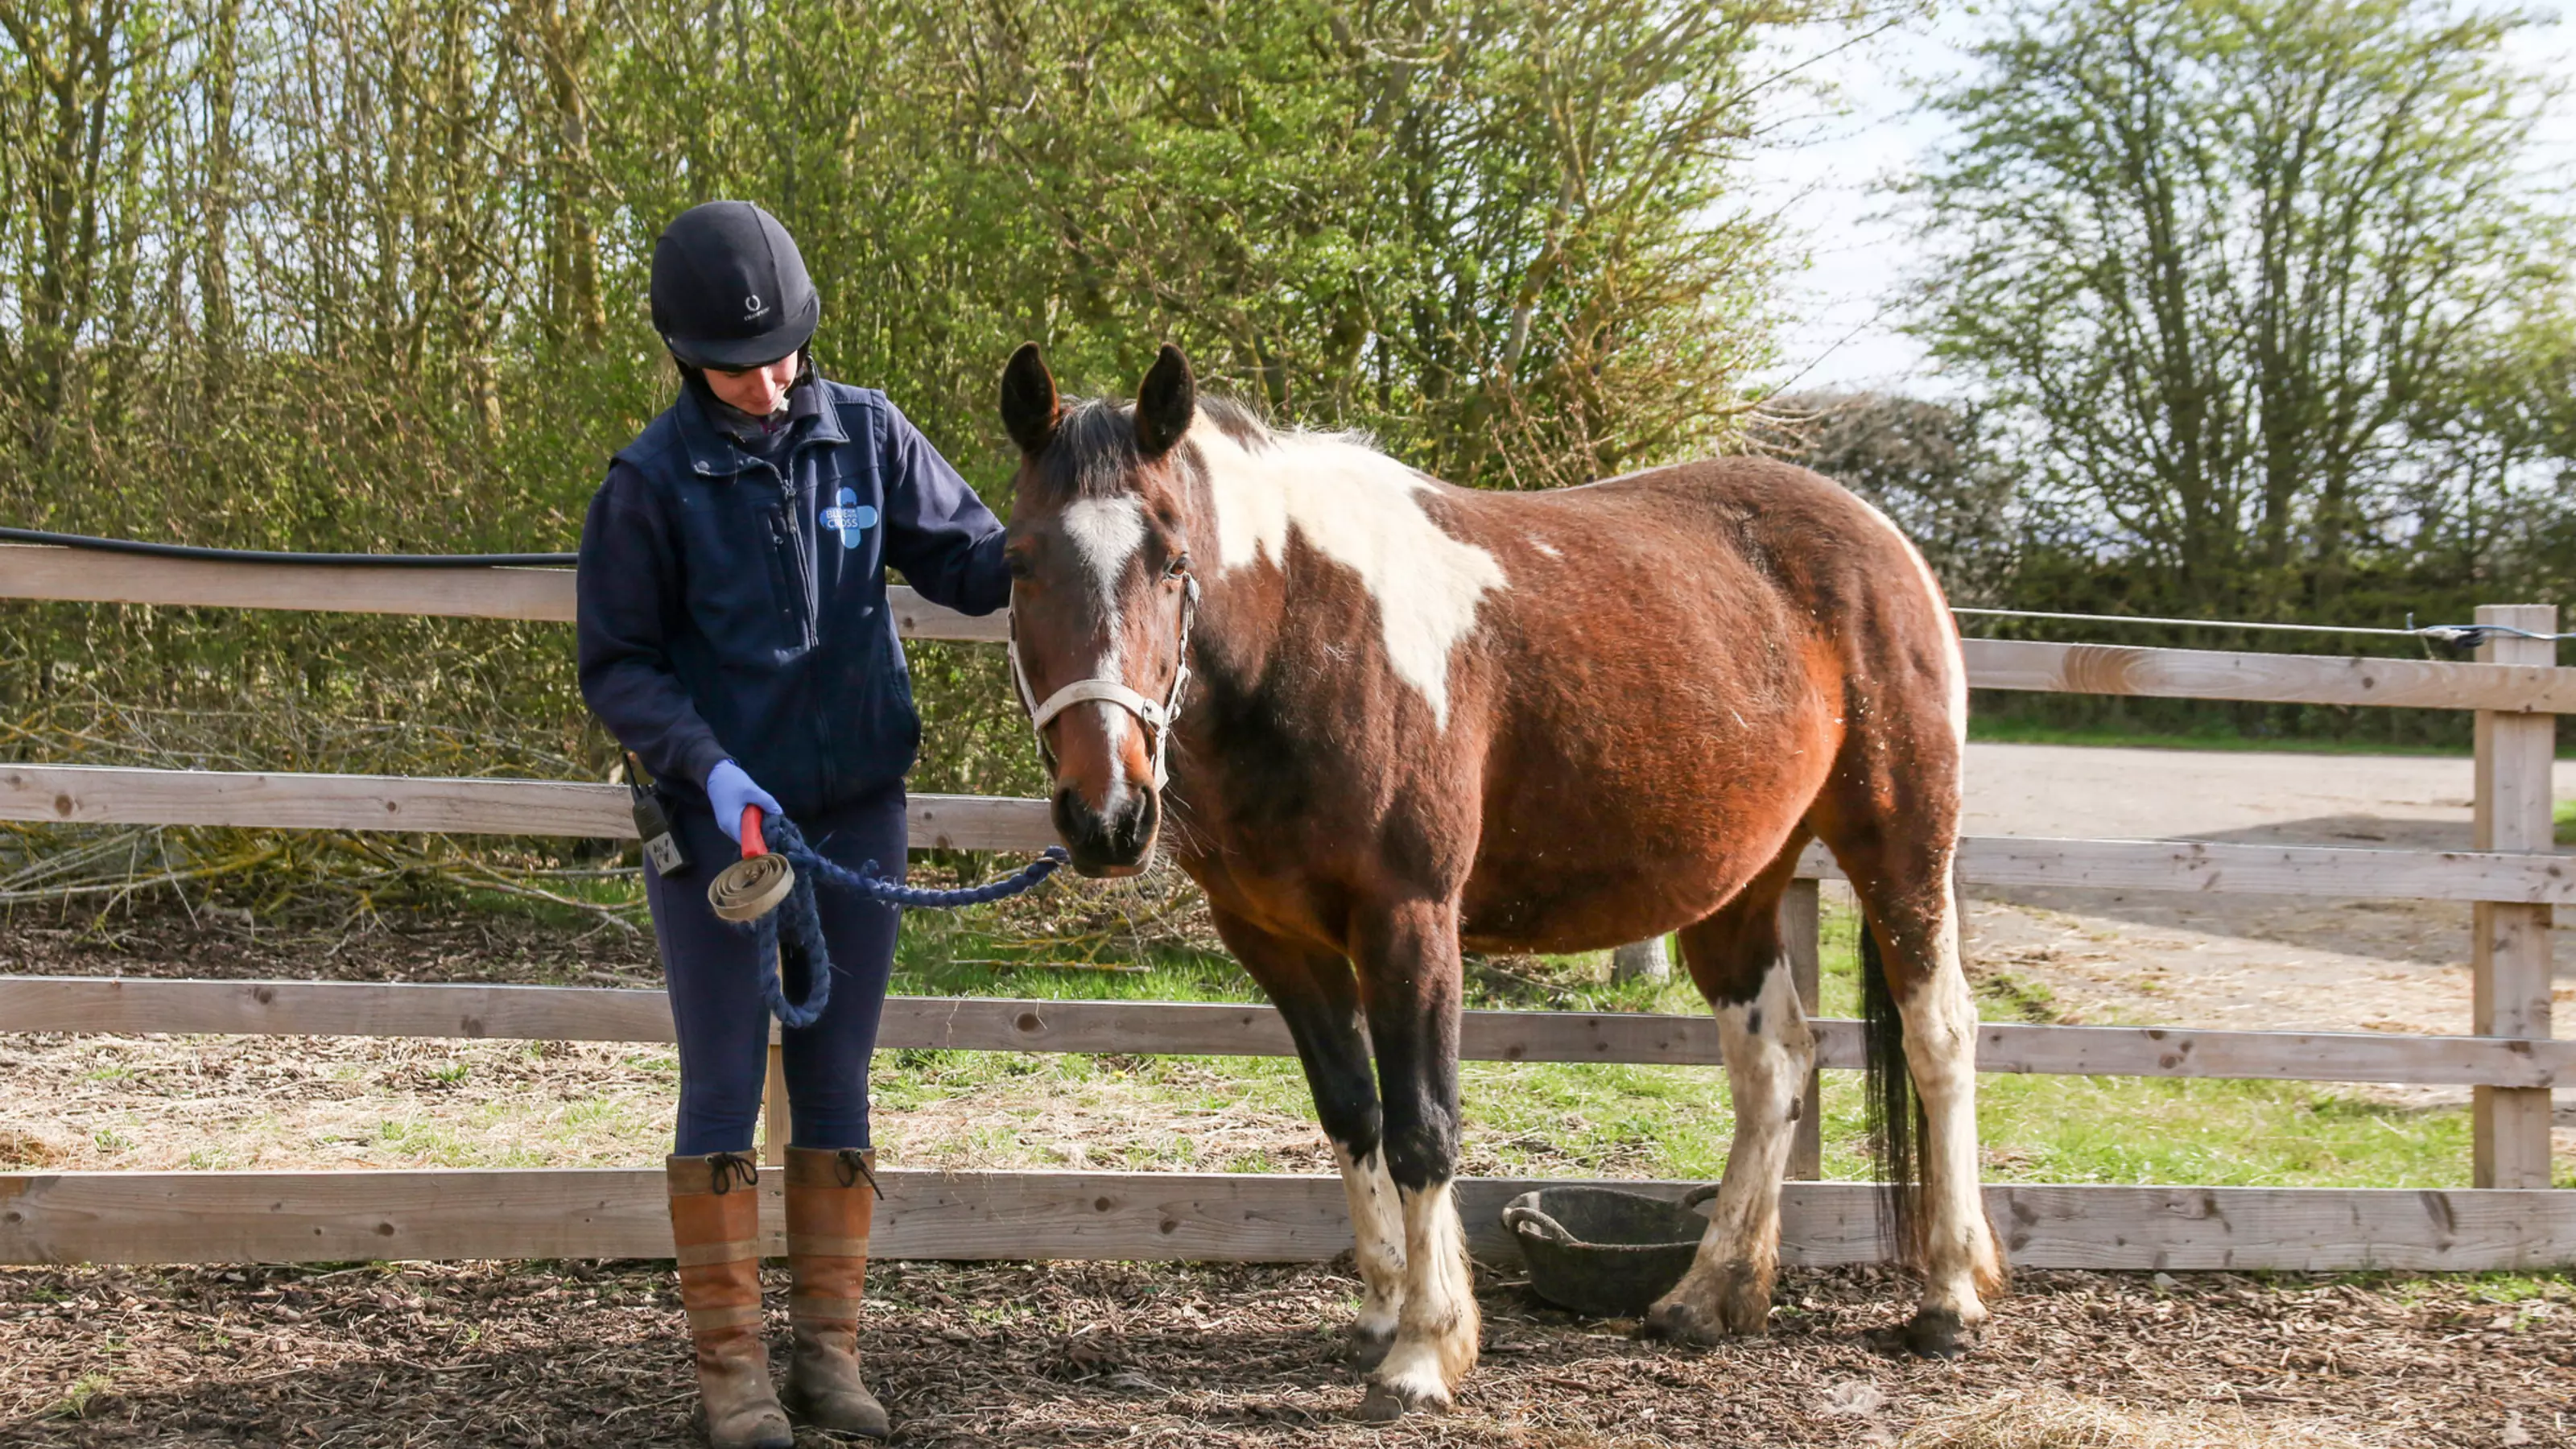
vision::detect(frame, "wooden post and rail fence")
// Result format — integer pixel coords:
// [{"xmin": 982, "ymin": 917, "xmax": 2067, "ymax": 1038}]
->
[{"xmin": 0, "ymin": 544, "xmax": 2566, "ymax": 1269}]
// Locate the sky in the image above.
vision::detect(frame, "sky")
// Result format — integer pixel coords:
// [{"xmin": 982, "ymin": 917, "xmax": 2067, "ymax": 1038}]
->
[{"xmin": 1742, "ymin": 2, "xmax": 2576, "ymax": 397}]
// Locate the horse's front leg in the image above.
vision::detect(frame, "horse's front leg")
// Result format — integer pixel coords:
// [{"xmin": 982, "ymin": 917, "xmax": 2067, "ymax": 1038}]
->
[
  {"xmin": 1208, "ymin": 907, "xmax": 1406, "ymax": 1366},
  {"xmin": 1645, "ymin": 870, "xmax": 1814, "ymax": 1341},
  {"xmin": 1352, "ymin": 897, "xmax": 1478, "ymax": 1420}
]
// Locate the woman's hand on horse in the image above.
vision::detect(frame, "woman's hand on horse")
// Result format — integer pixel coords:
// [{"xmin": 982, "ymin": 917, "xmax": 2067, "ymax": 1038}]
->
[{"xmin": 705, "ymin": 760, "xmax": 782, "ymax": 846}]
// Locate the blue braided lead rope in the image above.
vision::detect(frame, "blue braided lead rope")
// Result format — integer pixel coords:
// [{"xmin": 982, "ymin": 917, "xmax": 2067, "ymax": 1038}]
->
[{"xmin": 737, "ymin": 815, "xmax": 1071, "ymax": 1030}]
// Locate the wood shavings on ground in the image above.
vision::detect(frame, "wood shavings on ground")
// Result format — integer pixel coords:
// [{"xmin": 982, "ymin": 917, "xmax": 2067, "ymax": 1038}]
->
[{"xmin": 1, "ymin": 1261, "xmax": 2566, "ymax": 1447}]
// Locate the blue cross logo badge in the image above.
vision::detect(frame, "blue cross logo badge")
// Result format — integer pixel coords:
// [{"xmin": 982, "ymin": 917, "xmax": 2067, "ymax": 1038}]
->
[{"xmin": 820, "ymin": 487, "xmax": 877, "ymax": 549}]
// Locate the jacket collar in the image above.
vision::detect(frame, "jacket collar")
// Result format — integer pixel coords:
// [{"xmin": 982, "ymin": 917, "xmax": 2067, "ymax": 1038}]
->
[{"xmin": 674, "ymin": 374, "xmax": 847, "ymax": 480}]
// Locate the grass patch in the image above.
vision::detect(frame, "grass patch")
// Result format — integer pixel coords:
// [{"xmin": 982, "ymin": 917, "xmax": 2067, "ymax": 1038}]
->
[
  {"xmin": 2557, "ymin": 798, "xmax": 2574, "ymax": 846},
  {"xmin": 23, "ymin": 861, "xmax": 2504, "ymax": 1190},
  {"xmin": 47, "ymin": 1371, "xmax": 116, "ymax": 1421},
  {"xmin": 1967, "ymin": 716, "xmax": 2472, "ymax": 756},
  {"xmin": 865, "ymin": 892, "xmax": 2495, "ymax": 1188}
]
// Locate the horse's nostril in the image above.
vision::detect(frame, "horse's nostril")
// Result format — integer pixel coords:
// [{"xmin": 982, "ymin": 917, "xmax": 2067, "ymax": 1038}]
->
[
  {"xmin": 1051, "ymin": 784, "xmax": 1158, "ymax": 866},
  {"xmin": 1111, "ymin": 791, "xmax": 1160, "ymax": 857}
]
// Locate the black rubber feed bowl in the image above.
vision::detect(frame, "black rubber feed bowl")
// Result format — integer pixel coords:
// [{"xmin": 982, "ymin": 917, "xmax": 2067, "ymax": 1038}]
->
[{"xmin": 1503, "ymin": 1184, "xmax": 1712, "ymax": 1319}]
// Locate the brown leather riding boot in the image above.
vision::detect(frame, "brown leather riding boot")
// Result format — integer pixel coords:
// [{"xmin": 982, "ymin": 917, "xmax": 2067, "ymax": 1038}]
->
[
  {"xmin": 667, "ymin": 1152, "xmax": 792, "ymax": 1449},
  {"xmin": 780, "ymin": 1146, "xmax": 891, "ymax": 1438}
]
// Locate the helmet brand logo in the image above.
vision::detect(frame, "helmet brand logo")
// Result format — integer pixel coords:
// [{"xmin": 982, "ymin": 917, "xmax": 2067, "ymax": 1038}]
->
[{"xmin": 743, "ymin": 293, "xmax": 769, "ymax": 319}]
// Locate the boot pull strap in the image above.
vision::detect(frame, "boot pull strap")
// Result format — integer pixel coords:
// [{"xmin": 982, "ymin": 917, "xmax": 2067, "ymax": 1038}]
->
[
  {"xmin": 709, "ymin": 1151, "xmax": 759, "ymax": 1195},
  {"xmin": 835, "ymin": 1149, "xmax": 883, "ymax": 1199}
]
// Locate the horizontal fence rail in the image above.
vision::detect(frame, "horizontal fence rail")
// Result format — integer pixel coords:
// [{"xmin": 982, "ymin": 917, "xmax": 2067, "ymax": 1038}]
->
[
  {"xmin": 2, "ymin": 547, "xmax": 2566, "ymax": 1269},
  {"xmin": 5, "ymin": 1167, "xmax": 2570, "ymax": 1272},
  {"xmin": 6, "ymin": 543, "xmax": 2571, "ymax": 711},
  {"xmin": 1960, "ymin": 637, "xmax": 2576, "ymax": 714},
  {"xmin": 0, "ymin": 764, "xmax": 1060, "ymax": 852},
  {"xmin": 6, "ymin": 762, "xmax": 2568, "ymax": 904},
  {"xmin": 6, "ymin": 976, "xmax": 2571, "ymax": 1088},
  {"xmin": 0, "ymin": 546, "xmax": 1006, "ymax": 642}
]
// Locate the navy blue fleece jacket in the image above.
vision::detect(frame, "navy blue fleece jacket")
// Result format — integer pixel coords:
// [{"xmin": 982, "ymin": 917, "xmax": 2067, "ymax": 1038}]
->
[{"xmin": 577, "ymin": 376, "xmax": 1009, "ymax": 814}]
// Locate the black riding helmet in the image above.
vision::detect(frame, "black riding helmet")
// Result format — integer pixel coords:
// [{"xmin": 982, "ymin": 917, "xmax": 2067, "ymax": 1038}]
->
[{"xmin": 650, "ymin": 200, "xmax": 819, "ymax": 369}]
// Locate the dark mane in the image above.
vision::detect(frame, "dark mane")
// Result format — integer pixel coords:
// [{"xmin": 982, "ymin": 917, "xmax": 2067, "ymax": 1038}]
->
[{"xmin": 1031, "ymin": 393, "xmax": 1278, "ymax": 501}]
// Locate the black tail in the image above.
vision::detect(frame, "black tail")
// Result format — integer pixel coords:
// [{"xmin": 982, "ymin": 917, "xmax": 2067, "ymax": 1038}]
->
[{"xmin": 1858, "ymin": 922, "xmax": 1926, "ymax": 1265}]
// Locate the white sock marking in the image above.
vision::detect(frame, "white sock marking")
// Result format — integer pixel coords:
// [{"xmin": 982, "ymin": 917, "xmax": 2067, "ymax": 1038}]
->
[
  {"xmin": 1672, "ymin": 962, "xmax": 1811, "ymax": 1315},
  {"xmin": 1904, "ymin": 872, "xmax": 1996, "ymax": 1321},
  {"xmin": 1331, "ymin": 1141, "xmax": 1406, "ymax": 1340},
  {"xmin": 1377, "ymin": 1179, "xmax": 1478, "ymax": 1402}
]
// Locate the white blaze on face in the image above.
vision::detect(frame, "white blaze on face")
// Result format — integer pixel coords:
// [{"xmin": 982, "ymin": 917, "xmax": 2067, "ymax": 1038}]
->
[
  {"xmin": 1191, "ymin": 421, "xmax": 1505, "ymax": 729},
  {"xmin": 1060, "ymin": 495, "xmax": 1149, "ymax": 620},
  {"xmin": 1056, "ymin": 495, "xmax": 1150, "ymax": 805}
]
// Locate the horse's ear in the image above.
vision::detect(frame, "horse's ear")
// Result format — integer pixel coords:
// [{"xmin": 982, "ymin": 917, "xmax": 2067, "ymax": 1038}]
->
[
  {"xmin": 1000, "ymin": 342, "xmax": 1059, "ymax": 456},
  {"xmin": 1134, "ymin": 344, "xmax": 1195, "ymax": 457}
]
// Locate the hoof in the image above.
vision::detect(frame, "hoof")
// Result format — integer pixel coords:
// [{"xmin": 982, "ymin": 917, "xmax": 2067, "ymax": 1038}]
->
[
  {"xmin": 1901, "ymin": 1307, "xmax": 1973, "ymax": 1359},
  {"xmin": 1347, "ymin": 1325, "xmax": 1394, "ymax": 1370},
  {"xmin": 1640, "ymin": 1298, "xmax": 1723, "ymax": 1347},
  {"xmin": 1354, "ymin": 1381, "xmax": 1447, "ymax": 1422},
  {"xmin": 1642, "ymin": 1284, "xmax": 1768, "ymax": 1344}
]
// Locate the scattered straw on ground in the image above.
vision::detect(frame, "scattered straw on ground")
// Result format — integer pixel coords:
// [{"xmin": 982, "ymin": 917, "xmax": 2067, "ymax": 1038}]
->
[{"xmin": 1895, "ymin": 1385, "xmax": 2375, "ymax": 1447}]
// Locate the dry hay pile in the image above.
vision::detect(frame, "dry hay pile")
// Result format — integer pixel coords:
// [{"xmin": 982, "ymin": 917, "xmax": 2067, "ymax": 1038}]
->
[{"xmin": 1897, "ymin": 1386, "xmax": 2375, "ymax": 1447}]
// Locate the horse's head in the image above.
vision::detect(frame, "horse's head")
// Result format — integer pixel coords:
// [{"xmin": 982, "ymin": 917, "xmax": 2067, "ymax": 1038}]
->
[{"xmin": 998, "ymin": 341, "xmax": 1202, "ymax": 878}]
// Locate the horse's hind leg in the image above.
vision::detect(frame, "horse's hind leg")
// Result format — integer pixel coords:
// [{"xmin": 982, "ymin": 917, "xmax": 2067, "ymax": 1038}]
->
[
  {"xmin": 1208, "ymin": 907, "xmax": 1406, "ymax": 1367},
  {"xmin": 1813, "ymin": 760, "xmax": 2006, "ymax": 1356},
  {"xmin": 1642, "ymin": 840, "xmax": 1815, "ymax": 1344}
]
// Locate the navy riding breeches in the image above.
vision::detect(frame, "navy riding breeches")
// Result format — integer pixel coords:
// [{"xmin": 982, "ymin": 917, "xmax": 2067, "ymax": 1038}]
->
[{"xmin": 642, "ymin": 787, "xmax": 906, "ymax": 1155}]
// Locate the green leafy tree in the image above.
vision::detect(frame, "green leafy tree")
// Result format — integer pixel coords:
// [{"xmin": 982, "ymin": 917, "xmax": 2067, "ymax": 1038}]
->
[
  {"xmin": 1905, "ymin": 0, "xmax": 2568, "ymax": 616},
  {"xmin": 0, "ymin": 0, "xmax": 1823, "ymax": 817}
]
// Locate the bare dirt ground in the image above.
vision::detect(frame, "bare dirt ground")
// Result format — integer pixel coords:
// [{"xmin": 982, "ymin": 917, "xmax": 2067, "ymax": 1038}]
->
[
  {"xmin": 1956, "ymin": 742, "xmax": 2576, "ymax": 1039},
  {"xmin": 2, "ymin": 1258, "xmax": 2566, "ymax": 1448},
  {"xmin": 1952, "ymin": 745, "xmax": 2576, "ymax": 1154},
  {"xmin": 6, "ymin": 743, "xmax": 2576, "ymax": 1446}
]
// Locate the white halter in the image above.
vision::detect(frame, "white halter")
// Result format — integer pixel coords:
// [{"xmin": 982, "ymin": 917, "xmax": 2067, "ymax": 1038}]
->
[{"xmin": 1009, "ymin": 574, "xmax": 1199, "ymax": 790}]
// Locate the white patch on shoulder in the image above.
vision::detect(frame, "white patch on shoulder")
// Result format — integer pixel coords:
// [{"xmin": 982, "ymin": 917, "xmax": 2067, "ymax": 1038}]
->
[{"xmin": 1191, "ymin": 421, "xmax": 1505, "ymax": 728}]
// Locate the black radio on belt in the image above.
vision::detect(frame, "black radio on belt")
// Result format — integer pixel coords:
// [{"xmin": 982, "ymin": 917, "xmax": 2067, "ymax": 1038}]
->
[{"xmin": 625, "ymin": 752, "xmax": 693, "ymax": 877}]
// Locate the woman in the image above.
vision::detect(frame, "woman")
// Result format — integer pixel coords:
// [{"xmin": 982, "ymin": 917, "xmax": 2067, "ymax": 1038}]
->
[{"xmin": 577, "ymin": 200, "xmax": 1010, "ymax": 1448}]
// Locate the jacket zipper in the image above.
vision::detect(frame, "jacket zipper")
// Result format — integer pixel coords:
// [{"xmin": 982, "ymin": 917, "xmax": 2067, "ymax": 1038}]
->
[
  {"xmin": 781, "ymin": 459, "xmax": 835, "ymax": 797},
  {"xmin": 766, "ymin": 468, "xmax": 816, "ymax": 646}
]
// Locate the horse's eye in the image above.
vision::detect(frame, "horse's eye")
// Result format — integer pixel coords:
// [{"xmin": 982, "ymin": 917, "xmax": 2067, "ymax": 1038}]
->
[
  {"xmin": 1165, "ymin": 553, "xmax": 1190, "ymax": 580},
  {"xmin": 1007, "ymin": 554, "xmax": 1034, "ymax": 581}
]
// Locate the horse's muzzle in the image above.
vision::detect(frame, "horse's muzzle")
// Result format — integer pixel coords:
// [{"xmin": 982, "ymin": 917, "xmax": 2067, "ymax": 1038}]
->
[{"xmin": 1052, "ymin": 784, "xmax": 1159, "ymax": 877}]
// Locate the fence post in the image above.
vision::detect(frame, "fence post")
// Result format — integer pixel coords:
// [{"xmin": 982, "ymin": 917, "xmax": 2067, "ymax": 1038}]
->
[
  {"xmin": 1611, "ymin": 936, "xmax": 1671, "ymax": 983},
  {"xmin": 1782, "ymin": 878, "xmax": 1823, "ymax": 1180},
  {"xmin": 762, "ymin": 1036, "xmax": 790, "ymax": 1168},
  {"xmin": 2473, "ymin": 603, "xmax": 2557, "ymax": 1190}
]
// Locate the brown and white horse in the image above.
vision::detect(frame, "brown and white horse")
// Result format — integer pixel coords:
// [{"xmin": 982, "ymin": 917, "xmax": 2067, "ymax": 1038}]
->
[{"xmin": 997, "ymin": 343, "xmax": 2003, "ymax": 1418}]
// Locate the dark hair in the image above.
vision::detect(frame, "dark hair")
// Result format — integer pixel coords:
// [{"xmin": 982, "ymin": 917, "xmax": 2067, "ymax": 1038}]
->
[{"xmin": 677, "ymin": 347, "xmax": 815, "ymax": 411}]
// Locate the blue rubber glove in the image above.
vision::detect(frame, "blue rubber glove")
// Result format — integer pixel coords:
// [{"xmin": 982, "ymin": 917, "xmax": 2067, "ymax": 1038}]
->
[{"xmin": 705, "ymin": 759, "xmax": 782, "ymax": 845}]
